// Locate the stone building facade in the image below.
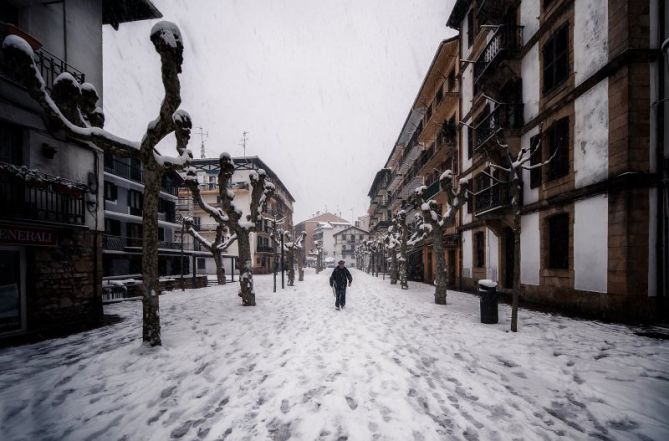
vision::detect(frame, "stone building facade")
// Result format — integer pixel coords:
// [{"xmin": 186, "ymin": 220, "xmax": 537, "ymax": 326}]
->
[
  {"xmin": 447, "ymin": 0, "xmax": 667, "ymax": 321},
  {"xmin": 0, "ymin": 0, "xmax": 162, "ymax": 339}
]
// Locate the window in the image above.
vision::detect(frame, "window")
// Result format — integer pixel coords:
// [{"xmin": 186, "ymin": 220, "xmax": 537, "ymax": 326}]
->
[
  {"xmin": 474, "ymin": 231, "xmax": 485, "ymax": 267},
  {"xmin": 104, "ymin": 218, "xmax": 121, "ymax": 236},
  {"xmin": 0, "ymin": 121, "xmax": 23, "ymax": 165},
  {"xmin": 127, "ymin": 223, "xmax": 143, "ymax": 239},
  {"xmin": 197, "ymin": 258, "xmax": 206, "ymax": 270},
  {"xmin": 529, "ymin": 135, "xmax": 542, "ymax": 189},
  {"xmin": 103, "ymin": 151, "xmax": 114, "ymax": 169},
  {"xmin": 467, "ymin": 9, "xmax": 475, "ymax": 47},
  {"xmin": 546, "ymin": 117, "xmax": 569, "ymax": 181},
  {"xmin": 128, "ymin": 189, "xmax": 143, "ymax": 216},
  {"xmin": 448, "ymin": 70, "xmax": 455, "ymax": 92},
  {"xmin": 104, "ymin": 181, "xmax": 118, "ymax": 201},
  {"xmin": 547, "ymin": 213, "xmax": 569, "ymax": 269},
  {"xmin": 543, "ymin": 24, "xmax": 569, "ymax": 94},
  {"xmin": 467, "ymin": 126, "xmax": 473, "ymax": 159},
  {"xmin": 436, "ymin": 86, "xmax": 444, "ymax": 104},
  {"xmin": 158, "ymin": 228, "xmax": 165, "ymax": 242}
]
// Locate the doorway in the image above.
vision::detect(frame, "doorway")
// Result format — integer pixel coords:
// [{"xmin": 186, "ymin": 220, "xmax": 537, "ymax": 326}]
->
[{"xmin": 0, "ymin": 247, "xmax": 25, "ymax": 335}]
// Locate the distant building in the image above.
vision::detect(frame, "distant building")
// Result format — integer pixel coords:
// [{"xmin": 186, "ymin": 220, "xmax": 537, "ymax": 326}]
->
[
  {"xmin": 294, "ymin": 212, "xmax": 350, "ymax": 258},
  {"xmin": 355, "ymin": 215, "xmax": 370, "ymax": 232},
  {"xmin": 313, "ymin": 220, "xmax": 351, "ymax": 262},
  {"xmin": 178, "ymin": 156, "xmax": 295, "ymax": 276},
  {"xmin": 333, "ymin": 226, "xmax": 369, "ymax": 266},
  {"xmin": 0, "ymin": 0, "xmax": 162, "ymax": 339}
]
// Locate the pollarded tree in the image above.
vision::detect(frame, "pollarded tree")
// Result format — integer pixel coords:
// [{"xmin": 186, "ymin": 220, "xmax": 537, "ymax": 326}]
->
[
  {"xmin": 282, "ymin": 231, "xmax": 306, "ymax": 286},
  {"xmin": 384, "ymin": 225, "xmax": 401, "ymax": 284},
  {"xmin": 182, "ymin": 216, "xmax": 237, "ymax": 284},
  {"xmin": 408, "ymin": 171, "xmax": 469, "ymax": 305},
  {"xmin": 184, "ymin": 153, "xmax": 274, "ymax": 305},
  {"xmin": 395, "ymin": 209, "xmax": 410, "ymax": 289},
  {"xmin": 3, "ymin": 22, "xmax": 193, "ymax": 346},
  {"xmin": 485, "ymin": 130, "xmax": 554, "ymax": 331}
]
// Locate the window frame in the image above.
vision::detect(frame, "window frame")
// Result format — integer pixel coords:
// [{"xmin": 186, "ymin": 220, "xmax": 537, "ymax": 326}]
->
[
  {"xmin": 474, "ymin": 231, "xmax": 485, "ymax": 268},
  {"xmin": 542, "ymin": 23, "xmax": 569, "ymax": 96}
]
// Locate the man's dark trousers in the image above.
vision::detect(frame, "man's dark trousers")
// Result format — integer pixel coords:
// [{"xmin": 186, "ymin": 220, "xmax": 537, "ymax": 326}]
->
[{"xmin": 335, "ymin": 286, "xmax": 346, "ymax": 308}]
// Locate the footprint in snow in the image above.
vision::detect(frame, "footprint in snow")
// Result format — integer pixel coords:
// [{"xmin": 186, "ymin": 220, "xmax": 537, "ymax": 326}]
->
[{"xmin": 345, "ymin": 396, "xmax": 358, "ymax": 410}]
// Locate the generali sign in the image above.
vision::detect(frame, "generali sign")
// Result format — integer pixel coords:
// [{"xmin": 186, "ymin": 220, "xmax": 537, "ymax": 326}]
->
[{"xmin": 0, "ymin": 225, "xmax": 58, "ymax": 247}]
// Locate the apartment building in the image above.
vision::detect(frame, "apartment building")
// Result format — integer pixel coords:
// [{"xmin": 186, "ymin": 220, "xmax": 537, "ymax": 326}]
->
[
  {"xmin": 368, "ymin": 37, "xmax": 461, "ymax": 284},
  {"xmin": 313, "ymin": 220, "xmax": 352, "ymax": 264},
  {"xmin": 447, "ymin": 0, "xmax": 667, "ymax": 321},
  {"xmin": 178, "ymin": 156, "xmax": 294, "ymax": 276},
  {"xmin": 294, "ymin": 212, "xmax": 351, "ymax": 261},
  {"xmin": 333, "ymin": 226, "xmax": 370, "ymax": 266},
  {"xmin": 102, "ymin": 153, "xmax": 192, "ymax": 278},
  {"xmin": 0, "ymin": 0, "xmax": 161, "ymax": 339}
]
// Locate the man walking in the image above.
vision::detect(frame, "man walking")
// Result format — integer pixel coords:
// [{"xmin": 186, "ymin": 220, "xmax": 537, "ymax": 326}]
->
[{"xmin": 329, "ymin": 259, "xmax": 352, "ymax": 310}]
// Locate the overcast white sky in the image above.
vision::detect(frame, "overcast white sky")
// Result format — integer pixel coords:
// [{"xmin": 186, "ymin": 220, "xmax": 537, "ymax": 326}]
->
[{"xmin": 103, "ymin": 0, "xmax": 456, "ymax": 224}]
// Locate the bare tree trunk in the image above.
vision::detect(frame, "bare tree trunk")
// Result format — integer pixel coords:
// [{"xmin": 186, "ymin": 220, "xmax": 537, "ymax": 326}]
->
[
  {"xmin": 213, "ymin": 248, "xmax": 226, "ymax": 285},
  {"xmin": 511, "ymin": 179, "xmax": 522, "ymax": 332},
  {"xmin": 399, "ymin": 229, "xmax": 408, "ymax": 289},
  {"xmin": 433, "ymin": 228, "xmax": 447, "ymax": 304},
  {"xmin": 390, "ymin": 251, "xmax": 398, "ymax": 284},
  {"xmin": 297, "ymin": 248, "xmax": 304, "ymax": 281},
  {"xmin": 141, "ymin": 166, "xmax": 162, "ymax": 346},
  {"xmin": 237, "ymin": 232, "xmax": 255, "ymax": 306},
  {"xmin": 287, "ymin": 248, "xmax": 295, "ymax": 286}
]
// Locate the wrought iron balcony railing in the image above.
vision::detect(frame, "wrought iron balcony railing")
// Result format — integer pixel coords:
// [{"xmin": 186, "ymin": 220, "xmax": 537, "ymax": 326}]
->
[
  {"xmin": 423, "ymin": 179, "xmax": 441, "ymax": 200},
  {"xmin": 33, "ymin": 47, "xmax": 85, "ymax": 91},
  {"xmin": 473, "ymin": 25, "xmax": 523, "ymax": 86},
  {"xmin": 474, "ymin": 103, "xmax": 524, "ymax": 152},
  {"xmin": 105, "ymin": 158, "xmax": 143, "ymax": 182},
  {"xmin": 473, "ymin": 182, "xmax": 510, "ymax": 216},
  {"xmin": 0, "ymin": 163, "xmax": 86, "ymax": 225}
]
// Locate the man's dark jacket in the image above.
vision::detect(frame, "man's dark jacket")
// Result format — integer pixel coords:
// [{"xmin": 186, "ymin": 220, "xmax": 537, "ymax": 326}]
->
[{"xmin": 329, "ymin": 266, "xmax": 352, "ymax": 289}]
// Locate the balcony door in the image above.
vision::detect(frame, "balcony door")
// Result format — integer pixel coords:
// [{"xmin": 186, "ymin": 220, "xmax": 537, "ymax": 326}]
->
[{"xmin": 0, "ymin": 247, "xmax": 25, "ymax": 335}]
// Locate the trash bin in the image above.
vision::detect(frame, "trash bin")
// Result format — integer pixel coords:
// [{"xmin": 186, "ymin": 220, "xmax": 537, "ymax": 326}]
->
[{"xmin": 478, "ymin": 279, "xmax": 498, "ymax": 324}]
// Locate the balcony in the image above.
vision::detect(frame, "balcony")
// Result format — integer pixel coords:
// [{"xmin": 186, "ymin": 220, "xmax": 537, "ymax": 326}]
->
[
  {"xmin": 0, "ymin": 163, "xmax": 86, "ymax": 225},
  {"xmin": 473, "ymin": 182, "xmax": 511, "ymax": 216},
  {"xmin": 474, "ymin": 103, "xmax": 523, "ymax": 152},
  {"xmin": 105, "ymin": 158, "xmax": 143, "ymax": 182},
  {"xmin": 103, "ymin": 235, "xmax": 187, "ymax": 251},
  {"xmin": 423, "ymin": 180, "xmax": 441, "ymax": 200},
  {"xmin": 104, "ymin": 158, "xmax": 179, "ymax": 196},
  {"xmin": 473, "ymin": 25, "xmax": 523, "ymax": 88},
  {"xmin": 34, "ymin": 47, "xmax": 85, "ymax": 91}
]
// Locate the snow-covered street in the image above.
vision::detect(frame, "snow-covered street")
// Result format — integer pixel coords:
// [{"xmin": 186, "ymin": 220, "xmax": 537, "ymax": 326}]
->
[{"xmin": 1, "ymin": 269, "xmax": 668, "ymax": 441}]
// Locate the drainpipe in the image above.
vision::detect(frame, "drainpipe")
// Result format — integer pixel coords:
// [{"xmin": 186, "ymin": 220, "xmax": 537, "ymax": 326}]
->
[{"xmin": 658, "ymin": 0, "xmax": 667, "ymax": 314}]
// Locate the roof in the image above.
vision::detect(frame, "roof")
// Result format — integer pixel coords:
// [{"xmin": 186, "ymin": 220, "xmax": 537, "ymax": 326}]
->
[
  {"xmin": 333, "ymin": 225, "xmax": 370, "ymax": 236},
  {"xmin": 188, "ymin": 156, "xmax": 295, "ymax": 203},
  {"xmin": 367, "ymin": 168, "xmax": 391, "ymax": 198},
  {"xmin": 446, "ymin": 0, "xmax": 471, "ymax": 30},
  {"xmin": 103, "ymin": 0, "xmax": 163, "ymax": 29},
  {"xmin": 295, "ymin": 212, "xmax": 350, "ymax": 226}
]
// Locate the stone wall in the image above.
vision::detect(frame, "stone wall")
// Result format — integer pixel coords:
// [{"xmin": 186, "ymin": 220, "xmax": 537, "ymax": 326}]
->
[{"xmin": 27, "ymin": 228, "xmax": 103, "ymax": 335}]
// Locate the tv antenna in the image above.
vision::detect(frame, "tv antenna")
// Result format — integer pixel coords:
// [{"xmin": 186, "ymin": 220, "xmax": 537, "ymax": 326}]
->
[
  {"xmin": 240, "ymin": 131, "xmax": 249, "ymax": 159},
  {"xmin": 193, "ymin": 127, "xmax": 208, "ymax": 158}
]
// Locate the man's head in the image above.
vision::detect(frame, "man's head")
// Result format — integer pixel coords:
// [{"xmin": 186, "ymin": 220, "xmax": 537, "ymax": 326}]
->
[{"xmin": 338, "ymin": 260, "xmax": 345, "ymax": 268}]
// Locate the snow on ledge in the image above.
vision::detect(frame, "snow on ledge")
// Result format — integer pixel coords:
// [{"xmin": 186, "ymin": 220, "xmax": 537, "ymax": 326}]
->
[{"xmin": 478, "ymin": 279, "xmax": 498, "ymax": 288}]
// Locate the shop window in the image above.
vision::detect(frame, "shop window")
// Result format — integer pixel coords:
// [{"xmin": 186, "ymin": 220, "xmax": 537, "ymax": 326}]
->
[
  {"xmin": 547, "ymin": 213, "xmax": 569, "ymax": 269},
  {"xmin": 543, "ymin": 24, "xmax": 569, "ymax": 94},
  {"xmin": 546, "ymin": 117, "xmax": 569, "ymax": 181},
  {"xmin": 474, "ymin": 231, "xmax": 485, "ymax": 268},
  {"xmin": 0, "ymin": 249, "xmax": 23, "ymax": 333},
  {"xmin": 104, "ymin": 181, "xmax": 118, "ymax": 201},
  {"xmin": 529, "ymin": 135, "xmax": 542, "ymax": 189}
]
